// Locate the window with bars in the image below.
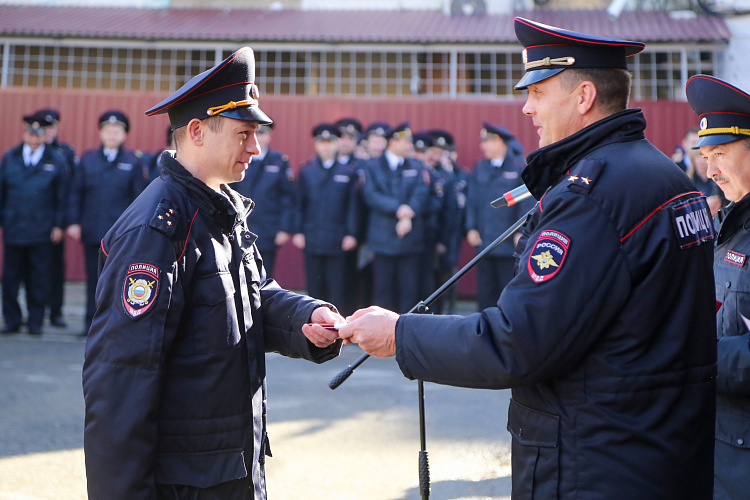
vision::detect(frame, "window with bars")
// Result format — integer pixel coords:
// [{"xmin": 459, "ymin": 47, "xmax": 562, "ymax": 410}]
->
[{"xmin": 0, "ymin": 41, "xmax": 723, "ymax": 100}]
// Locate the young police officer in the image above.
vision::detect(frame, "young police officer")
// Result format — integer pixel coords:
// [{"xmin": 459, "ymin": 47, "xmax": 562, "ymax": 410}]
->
[
  {"xmin": 686, "ymin": 75, "xmax": 750, "ymax": 500},
  {"xmin": 332, "ymin": 18, "xmax": 717, "ymax": 499},
  {"xmin": 82, "ymin": 47, "xmax": 344, "ymax": 500}
]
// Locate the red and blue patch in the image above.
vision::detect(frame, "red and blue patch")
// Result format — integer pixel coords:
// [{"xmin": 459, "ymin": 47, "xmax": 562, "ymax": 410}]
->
[
  {"xmin": 122, "ymin": 263, "xmax": 159, "ymax": 319},
  {"xmin": 528, "ymin": 230, "xmax": 570, "ymax": 283}
]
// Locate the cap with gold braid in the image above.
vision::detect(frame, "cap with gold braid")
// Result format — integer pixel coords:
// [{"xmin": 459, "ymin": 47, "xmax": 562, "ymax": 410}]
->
[
  {"xmin": 145, "ymin": 47, "xmax": 272, "ymax": 129},
  {"xmin": 514, "ymin": 17, "xmax": 644, "ymax": 90},
  {"xmin": 686, "ymin": 75, "xmax": 750, "ymax": 149}
]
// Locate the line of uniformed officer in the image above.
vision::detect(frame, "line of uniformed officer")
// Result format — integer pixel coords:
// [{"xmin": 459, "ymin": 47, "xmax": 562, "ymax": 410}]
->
[
  {"xmin": 67, "ymin": 110, "xmax": 148, "ymax": 334},
  {"xmin": 0, "ymin": 112, "xmax": 68, "ymax": 334}
]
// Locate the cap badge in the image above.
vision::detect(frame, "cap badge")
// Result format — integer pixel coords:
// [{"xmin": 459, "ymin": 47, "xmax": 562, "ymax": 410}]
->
[{"xmin": 700, "ymin": 117, "xmax": 707, "ymax": 130}]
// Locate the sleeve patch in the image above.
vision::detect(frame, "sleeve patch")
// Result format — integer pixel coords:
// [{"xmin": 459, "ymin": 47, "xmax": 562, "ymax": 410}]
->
[
  {"xmin": 123, "ymin": 263, "xmax": 160, "ymax": 319},
  {"xmin": 669, "ymin": 197, "xmax": 715, "ymax": 249},
  {"xmin": 528, "ymin": 230, "xmax": 570, "ymax": 283}
]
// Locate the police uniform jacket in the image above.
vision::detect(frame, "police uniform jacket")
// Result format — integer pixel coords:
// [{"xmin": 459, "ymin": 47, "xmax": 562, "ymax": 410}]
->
[
  {"xmin": 713, "ymin": 196, "xmax": 750, "ymax": 499},
  {"xmin": 394, "ymin": 109, "xmax": 717, "ymax": 499},
  {"xmin": 466, "ymin": 156, "xmax": 534, "ymax": 257},
  {"xmin": 82, "ymin": 152, "xmax": 341, "ymax": 500},
  {"xmin": 231, "ymin": 149, "xmax": 294, "ymax": 253},
  {"xmin": 294, "ymin": 156, "xmax": 359, "ymax": 255},
  {"xmin": 362, "ymin": 155, "xmax": 430, "ymax": 256},
  {"xmin": 0, "ymin": 143, "xmax": 67, "ymax": 244},
  {"xmin": 69, "ymin": 145, "xmax": 146, "ymax": 244}
]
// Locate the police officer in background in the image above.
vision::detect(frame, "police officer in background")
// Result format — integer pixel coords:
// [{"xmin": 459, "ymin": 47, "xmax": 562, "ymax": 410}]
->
[
  {"xmin": 362, "ymin": 122, "xmax": 430, "ymax": 313},
  {"xmin": 37, "ymin": 108, "xmax": 77, "ymax": 328},
  {"xmin": 428, "ymin": 129, "xmax": 469, "ymax": 314},
  {"xmin": 334, "ymin": 18, "xmax": 717, "ymax": 499},
  {"xmin": 82, "ymin": 47, "xmax": 343, "ymax": 500},
  {"xmin": 293, "ymin": 123, "xmax": 360, "ymax": 315},
  {"xmin": 466, "ymin": 123, "xmax": 534, "ymax": 310},
  {"xmin": 0, "ymin": 112, "xmax": 67, "ymax": 335},
  {"xmin": 334, "ymin": 117, "xmax": 362, "ymax": 168},
  {"xmin": 364, "ymin": 121, "xmax": 389, "ymax": 159},
  {"xmin": 686, "ymin": 75, "xmax": 750, "ymax": 500},
  {"xmin": 230, "ymin": 121, "xmax": 294, "ymax": 279},
  {"xmin": 67, "ymin": 110, "xmax": 147, "ymax": 335}
]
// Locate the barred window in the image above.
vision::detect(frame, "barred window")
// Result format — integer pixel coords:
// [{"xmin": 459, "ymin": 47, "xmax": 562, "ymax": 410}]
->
[{"xmin": 0, "ymin": 40, "xmax": 724, "ymax": 100}]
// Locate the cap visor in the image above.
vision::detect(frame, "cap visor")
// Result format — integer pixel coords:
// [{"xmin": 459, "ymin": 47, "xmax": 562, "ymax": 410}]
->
[
  {"xmin": 515, "ymin": 68, "xmax": 565, "ymax": 90},
  {"xmin": 693, "ymin": 134, "xmax": 744, "ymax": 149},
  {"xmin": 220, "ymin": 105, "xmax": 273, "ymax": 125}
]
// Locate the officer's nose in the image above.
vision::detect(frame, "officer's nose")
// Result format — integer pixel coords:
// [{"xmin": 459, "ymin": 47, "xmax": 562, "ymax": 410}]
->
[{"xmin": 247, "ymin": 132, "xmax": 260, "ymax": 156}]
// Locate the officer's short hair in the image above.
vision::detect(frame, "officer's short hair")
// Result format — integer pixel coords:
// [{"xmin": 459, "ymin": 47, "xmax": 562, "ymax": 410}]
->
[
  {"xmin": 558, "ymin": 68, "xmax": 632, "ymax": 115},
  {"xmin": 173, "ymin": 115, "xmax": 224, "ymax": 149}
]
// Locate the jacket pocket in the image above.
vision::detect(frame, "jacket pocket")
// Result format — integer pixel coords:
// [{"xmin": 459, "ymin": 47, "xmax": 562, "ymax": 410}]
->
[
  {"xmin": 507, "ymin": 398, "xmax": 560, "ymax": 500},
  {"xmin": 155, "ymin": 448, "xmax": 247, "ymax": 489},
  {"xmin": 185, "ymin": 272, "xmax": 240, "ymax": 353},
  {"xmin": 716, "ymin": 409, "xmax": 750, "ymax": 449}
]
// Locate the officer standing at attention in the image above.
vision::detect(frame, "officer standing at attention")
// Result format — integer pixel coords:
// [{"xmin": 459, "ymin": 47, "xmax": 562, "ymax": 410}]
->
[
  {"xmin": 334, "ymin": 117, "xmax": 363, "ymax": 168},
  {"xmin": 364, "ymin": 121, "xmax": 389, "ymax": 159},
  {"xmin": 37, "ymin": 108, "xmax": 77, "ymax": 328},
  {"xmin": 0, "ymin": 112, "xmax": 67, "ymax": 335},
  {"xmin": 466, "ymin": 123, "xmax": 534, "ymax": 310},
  {"xmin": 333, "ymin": 18, "xmax": 717, "ymax": 499},
  {"xmin": 363, "ymin": 122, "xmax": 430, "ymax": 313},
  {"xmin": 686, "ymin": 75, "xmax": 750, "ymax": 500},
  {"xmin": 67, "ymin": 110, "xmax": 147, "ymax": 335},
  {"xmin": 293, "ymin": 123, "xmax": 360, "ymax": 315},
  {"xmin": 82, "ymin": 47, "xmax": 344, "ymax": 500},
  {"xmin": 230, "ymin": 121, "xmax": 294, "ymax": 279}
]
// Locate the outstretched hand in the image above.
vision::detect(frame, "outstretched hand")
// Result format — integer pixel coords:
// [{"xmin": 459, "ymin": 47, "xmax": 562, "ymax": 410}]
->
[
  {"xmin": 302, "ymin": 307, "xmax": 347, "ymax": 348},
  {"xmin": 337, "ymin": 306, "xmax": 400, "ymax": 358}
]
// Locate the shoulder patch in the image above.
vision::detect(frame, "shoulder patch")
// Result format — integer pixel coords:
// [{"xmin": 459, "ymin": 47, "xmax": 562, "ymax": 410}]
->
[
  {"xmin": 670, "ymin": 196, "xmax": 715, "ymax": 249},
  {"xmin": 122, "ymin": 262, "xmax": 160, "ymax": 319},
  {"xmin": 528, "ymin": 230, "xmax": 570, "ymax": 283},
  {"xmin": 566, "ymin": 159, "xmax": 604, "ymax": 194},
  {"xmin": 149, "ymin": 199, "xmax": 179, "ymax": 237}
]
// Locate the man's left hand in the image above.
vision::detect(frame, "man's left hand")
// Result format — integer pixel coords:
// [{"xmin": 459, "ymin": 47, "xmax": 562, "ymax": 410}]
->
[{"xmin": 337, "ymin": 306, "xmax": 399, "ymax": 358}]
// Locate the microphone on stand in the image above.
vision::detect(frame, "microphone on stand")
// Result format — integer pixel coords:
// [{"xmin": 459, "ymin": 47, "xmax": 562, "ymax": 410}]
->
[{"xmin": 491, "ymin": 185, "xmax": 532, "ymax": 208}]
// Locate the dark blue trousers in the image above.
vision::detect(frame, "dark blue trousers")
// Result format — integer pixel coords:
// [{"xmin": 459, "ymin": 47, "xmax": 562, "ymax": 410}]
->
[
  {"xmin": 476, "ymin": 256, "xmax": 516, "ymax": 311},
  {"xmin": 372, "ymin": 253, "xmax": 422, "ymax": 314},
  {"xmin": 304, "ymin": 252, "xmax": 353, "ymax": 316},
  {"xmin": 48, "ymin": 239, "xmax": 65, "ymax": 319},
  {"xmin": 2, "ymin": 243, "xmax": 53, "ymax": 332}
]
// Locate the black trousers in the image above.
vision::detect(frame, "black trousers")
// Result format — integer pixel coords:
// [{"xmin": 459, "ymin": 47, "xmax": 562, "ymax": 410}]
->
[
  {"xmin": 2, "ymin": 243, "xmax": 53, "ymax": 331},
  {"xmin": 476, "ymin": 256, "xmax": 516, "ymax": 311},
  {"xmin": 48, "ymin": 239, "xmax": 65, "ymax": 319},
  {"xmin": 83, "ymin": 242, "xmax": 100, "ymax": 334},
  {"xmin": 372, "ymin": 253, "xmax": 422, "ymax": 314},
  {"xmin": 304, "ymin": 252, "xmax": 352, "ymax": 316}
]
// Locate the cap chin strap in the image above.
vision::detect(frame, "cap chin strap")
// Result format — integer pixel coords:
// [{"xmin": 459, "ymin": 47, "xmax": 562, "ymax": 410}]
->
[
  {"xmin": 698, "ymin": 126, "xmax": 750, "ymax": 138},
  {"xmin": 525, "ymin": 56, "xmax": 576, "ymax": 71},
  {"xmin": 206, "ymin": 99, "xmax": 258, "ymax": 117}
]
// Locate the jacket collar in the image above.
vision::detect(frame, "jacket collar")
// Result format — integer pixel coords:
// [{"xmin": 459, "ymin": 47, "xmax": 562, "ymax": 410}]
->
[
  {"xmin": 717, "ymin": 194, "xmax": 750, "ymax": 245},
  {"xmin": 522, "ymin": 108, "xmax": 646, "ymax": 200},
  {"xmin": 160, "ymin": 151, "xmax": 254, "ymax": 231}
]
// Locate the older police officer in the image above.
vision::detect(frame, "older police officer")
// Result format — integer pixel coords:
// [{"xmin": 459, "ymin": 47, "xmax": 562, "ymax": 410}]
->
[
  {"xmin": 687, "ymin": 75, "xmax": 750, "ymax": 500},
  {"xmin": 332, "ymin": 18, "xmax": 717, "ymax": 499},
  {"xmin": 82, "ymin": 48, "xmax": 344, "ymax": 500}
]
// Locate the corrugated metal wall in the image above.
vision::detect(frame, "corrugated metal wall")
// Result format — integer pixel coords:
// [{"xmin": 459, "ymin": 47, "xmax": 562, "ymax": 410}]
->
[{"xmin": 0, "ymin": 88, "xmax": 700, "ymax": 297}]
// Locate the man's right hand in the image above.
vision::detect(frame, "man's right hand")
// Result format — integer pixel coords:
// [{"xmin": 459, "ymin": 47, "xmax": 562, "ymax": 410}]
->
[{"xmin": 467, "ymin": 229, "xmax": 482, "ymax": 247}]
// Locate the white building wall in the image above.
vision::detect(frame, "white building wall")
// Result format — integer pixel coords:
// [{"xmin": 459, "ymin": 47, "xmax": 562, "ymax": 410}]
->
[{"xmin": 723, "ymin": 15, "xmax": 750, "ymax": 88}]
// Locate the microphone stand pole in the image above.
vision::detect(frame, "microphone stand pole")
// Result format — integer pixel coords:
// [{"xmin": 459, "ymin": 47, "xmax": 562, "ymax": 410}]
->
[{"xmin": 329, "ymin": 205, "xmax": 536, "ymax": 500}]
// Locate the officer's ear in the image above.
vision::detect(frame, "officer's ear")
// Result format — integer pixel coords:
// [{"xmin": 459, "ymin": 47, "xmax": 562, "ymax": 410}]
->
[
  {"xmin": 186, "ymin": 118, "xmax": 205, "ymax": 146},
  {"xmin": 575, "ymin": 80, "xmax": 598, "ymax": 116}
]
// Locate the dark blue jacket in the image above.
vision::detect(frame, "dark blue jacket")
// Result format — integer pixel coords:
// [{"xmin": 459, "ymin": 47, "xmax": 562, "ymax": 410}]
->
[
  {"xmin": 69, "ymin": 145, "xmax": 146, "ymax": 244},
  {"xmin": 362, "ymin": 155, "xmax": 430, "ymax": 256},
  {"xmin": 0, "ymin": 143, "xmax": 67, "ymax": 245},
  {"xmin": 712, "ymin": 196, "xmax": 750, "ymax": 500},
  {"xmin": 230, "ymin": 149, "xmax": 295, "ymax": 252},
  {"xmin": 294, "ymin": 157, "xmax": 359, "ymax": 255},
  {"xmin": 82, "ymin": 153, "xmax": 341, "ymax": 500},
  {"xmin": 466, "ymin": 156, "xmax": 534, "ymax": 257},
  {"xmin": 395, "ymin": 110, "xmax": 717, "ymax": 499}
]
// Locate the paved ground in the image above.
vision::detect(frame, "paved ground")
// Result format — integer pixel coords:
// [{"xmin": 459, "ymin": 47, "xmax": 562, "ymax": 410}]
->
[{"xmin": 0, "ymin": 282, "xmax": 513, "ymax": 499}]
